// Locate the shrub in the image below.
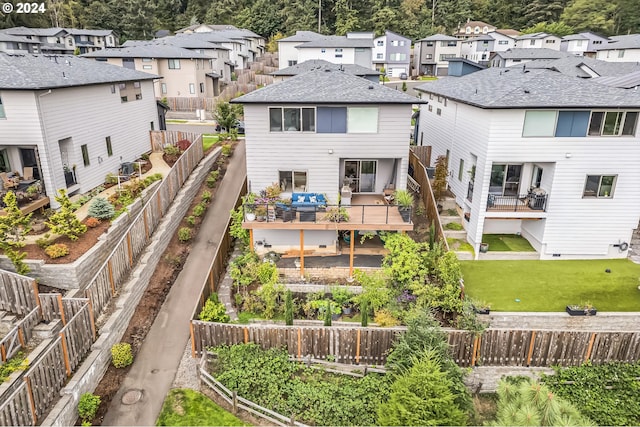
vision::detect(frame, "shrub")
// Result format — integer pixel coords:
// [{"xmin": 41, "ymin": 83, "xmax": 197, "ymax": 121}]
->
[
  {"xmin": 222, "ymin": 144, "xmax": 233, "ymax": 157},
  {"xmin": 85, "ymin": 217, "xmax": 101, "ymax": 228},
  {"xmin": 229, "ymin": 207, "xmax": 249, "ymax": 247},
  {"xmin": 77, "ymin": 393, "xmax": 101, "ymax": 423},
  {"xmin": 46, "ymin": 189, "xmax": 87, "ymax": 241},
  {"xmin": 36, "ymin": 234, "xmax": 53, "ymax": 249},
  {"xmin": 374, "ymin": 309, "xmax": 400, "ymax": 327},
  {"xmin": 201, "ymin": 190, "xmax": 212, "ymax": 203},
  {"xmin": 45, "ymin": 243, "xmax": 70, "ymax": 259},
  {"xmin": 111, "ymin": 343, "xmax": 133, "ymax": 368},
  {"xmin": 360, "ymin": 299, "xmax": 369, "ymax": 327},
  {"xmin": 192, "ymin": 204, "xmax": 206, "ymax": 217},
  {"xmin": 199, "ymin": 293, "xmax": 230, "ymax": 322},
  {"xmin": 256, "ymin": 261, "xmax": 278, "ymax": 285},
  {"xmin": 105, "ymin": 173, "xmax": 118, "ymax": 185},
  {"xmin": 143, "ymin": 173, "xmax": 163, "ymax": 187},
  {"xmin": 444, "ymin": 222, "xmax": 463, "ymax": 230},
  {"xmin": 284, "ymin": 290, "xmax": 293, "ymax": 326},
  {"xmin": 178, "ymin": 227, "xmax": 191, "ymax": 242},
  {"xmin": 186, "ymin": 215, "xmax": 196, "ymax": 226},
  {"xmin": 207, "ymin": 170, "xmax": 220, "ymax": 188},
  {"xmin": 87, "ymin": 197, "xmax": 116, "ymax": 220},
  {"xmin": 323, "ymin": 299, "xmax": 332, "ymax": 326},
  {"xmin": 164, "ymin": 145, "xmax": 180, "ymax": 156}
]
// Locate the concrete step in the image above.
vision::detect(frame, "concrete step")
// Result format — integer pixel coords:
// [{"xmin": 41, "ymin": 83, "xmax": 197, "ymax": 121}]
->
[
  {"xmin": 443, "ymin": 230, "xmax": 467, "ymax": 239},
  {"xmin": 440, "ymin": 215, "xmax": 462, "ymax": 226}
]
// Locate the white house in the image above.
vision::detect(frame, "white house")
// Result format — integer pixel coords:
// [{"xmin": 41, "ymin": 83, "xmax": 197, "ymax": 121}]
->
[
  {"xmin": 415, "ymin": 66, "xmax": 640, "ymax": 259},
  {"xmin": 231, "ymin": 68, "xmax": 421, "ymax": 256},
  {"xmin": 490, "ymin": 30, "xmax": 518, "ymax": 52},
  {"xmin": 561, "ymin": 32, "xmax": 608, "ymax": 57},
  {"xmin": 453, "ymin": 20, "xmax": 497, "ymax": 39},
  {"xmin": 0, "ymin": 53, "xmax": 159, "ymax": 207},
  {"xmin": 490, "ymin": 48, "xmax": 568, "ymax": 67},
  {"xmin": 278, "ymin": 32, "xmax": 374, "ymax": 70},
  {"xmin": 596, "ymin": 34, "xmax": 640, "ymax": 63},
  {"xmin": 277, "ymin": 31, "xmax": 324, "ymax": 69},
  {"xmin": 175, "ymin": 24, "xmax": 265, "ymax": 62},
  {"xmin": 515, "ymin": 33, "xmax": 562, "ymax": 50},
  {"xmin": 414, "ymin": 34, "xmax": 461, "ymax": 76},
  {"xmin": 372, "ymin": 30, "xmax": 411, "ymax": 77},
  {"xmin": 460, "ymin": 35, "xmax": 494, "ymax": 64}
]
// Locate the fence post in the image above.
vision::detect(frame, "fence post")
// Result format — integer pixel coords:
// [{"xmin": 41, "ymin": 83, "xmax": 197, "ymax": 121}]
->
[
  {"xmin": 585, "ymin": 332, "xmax": 596, "ymax": 363},
  {"xmin": 59, "ymin": 331, "xmax": 71, "ymax": 376},
  {"xmin": 244, "ymin": 327, "xmax": 249, "ymax": 344},
  {"xmin": 126, "ymin": 232, "xmax": 133, "ymax": 267},
  {"xmin": 232, "ymin": 391, "xmax": 238, "ymax": 414},
  {"xmin": 24, "ymin": 376, "xmax": 37, "ymax": 425},
  {"xmin": 143, "ymin": 210, "xmax": 149, "ymax": 240},
  {"xmin": 87, "ymin": 297, "xmax": 97, "ymax": 340},
  {"xmin": 108, "ymin": 260, "xmax": 116, "ymax": 296},
  {"xmin": 1, "ymin": 342, "xmax": 6, "ymax": 362},
  {"xmin": 190, "ymin": 321, "xmax": 197, "ymax": 358},
  {"xmin": 57, "ymin": 294, "xmax": 66, "ymax": 325},
  {"xmin": 32, "ymin": 280, "xmax": 42, "ymax": 318},
  {"xmin": 526, "ymin": 331, "xmax": 536, "ymax": 366},
  {"xmin": 355, "ymin": 329, "xmax": 361, "ymax": 365},
  {"xmin": 290, "ymin": 415, "xmax": 296, "ymax": 426},
  {"xmin": 471, "ymin": 335, "xmax": 479, "ymax": 367},
  {"xmin": 297, "ymin": 328, "xmax": 302, "ymax": 359},
  {"xmin": 17, "ymin": 326, "xmax": 25, "ymax": 347}
]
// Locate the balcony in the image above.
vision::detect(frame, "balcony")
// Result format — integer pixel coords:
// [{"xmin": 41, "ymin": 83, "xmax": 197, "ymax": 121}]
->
[
  {"xmin": 242, "ymin": 195, "xmax": 413, "ymax": 231},
  {"xmin": 486, "ymin": 190, "xmax": 548, "ymax": 213}
]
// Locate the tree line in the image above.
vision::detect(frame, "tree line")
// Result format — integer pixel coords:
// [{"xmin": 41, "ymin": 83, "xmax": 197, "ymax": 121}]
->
[{"xmin": 1, "ymin": 0, "xmax": 638, "ymax": 42}]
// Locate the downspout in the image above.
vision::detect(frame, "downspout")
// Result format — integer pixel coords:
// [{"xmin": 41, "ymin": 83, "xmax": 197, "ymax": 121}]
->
[{"xmin": 35, "ymin": 89, "xmax": 58, "ymax": 207}]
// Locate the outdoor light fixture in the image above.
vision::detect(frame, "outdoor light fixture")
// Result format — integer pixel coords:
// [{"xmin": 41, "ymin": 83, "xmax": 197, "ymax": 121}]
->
[{"xmin": 328, "ymin": 149, "xmax": 334, "ymax": 154}]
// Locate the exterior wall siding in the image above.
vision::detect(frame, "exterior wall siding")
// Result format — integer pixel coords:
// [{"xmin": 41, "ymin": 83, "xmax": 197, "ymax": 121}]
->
[
  {"xmin": 278, "ymin": 42, "xmax": 302, "ymax": 69},
  {"xmin": 596, "ymin": 49, "xmax": 640, "ymax": 63},
  {"xmin": 298, "ymin": 47, "xmax": 357, "ymax": 65}
]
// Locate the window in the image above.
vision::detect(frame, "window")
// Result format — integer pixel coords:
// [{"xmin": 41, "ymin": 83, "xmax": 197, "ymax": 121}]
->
[
  {"xmin": 437, "ymin": 96, "xmax": 443, "ymax": 103},
  {"xmin": 583, "ymin": 175, "xmax": 616, "ymax": 198},
  {"xmin": 399, "ymin": 40, "xmax": 405, "ymax": 46},
  {"xmin": 436, "ymin": 108, "xmax": 442, "ymax": 116},
  {"xmin": 119, "ymin": 83, "xmax": 126, "ymax": 90},
  {"xmin": 106, "ymin": 137, "xmax": 113, "ymax": 156},
  {"xmin": 531, "ymin": 165, "xmax": 543, "ymax": 188},
  {"xmin": 279, "ymin": 171, "xmax": 307, "ymax": 192},
  {"xmin": 390, "ymin": 53, "xmax": 407, "ymax": 61},
  {"xmin": 135, "ymin": 93, "xmax": 142, "ymax": 100},
  {"xmin": 545, "ymin": 39, "xmax": 556, "ymax": 44},
  {"xmin": 425, "ymin": 54, "xmax": 433, "ymax": 59},
  {"xmin": 110, "ymin": 84, "xmax": 116, "ymax": 93},
  {"xmin": 458, "ymin": 159, "xmax": 464, "ymax": 181},
  {"xmin": 168, "ymin": 59, "xmax": 180, "ymax": 69},
  {"xmin": 555, "ymin": 111, "xmax": 589, "ymax": 137},
  {"xmin": 121, "ymin": 96, "xmax": 128, "ymax": 102},
  {"xmin": 189, "ymin": 83, "xmax": 195, "ymax": 94},
  {"xmin": 142, "ymin": 58, "xmax": 152, "ymax": 62},
  {"xmin": 269, "ymin": 107, "xmax": 315, "ymax": 132},
  {"xmin": 428, "ymin": 105, "xmax": 433, "ymax": 112},
  {"xmin": 200, "ymin": 83, "xmax": 204, "ymax": 93},
  {"xmin": 347, "ymin": 107, "xmax": 378, "ymax": 133},
  {"xmin": 474, "ymin": 26, "xmax": 480, "ymax": 34},
  {"xmin": 576, "ymin": 40, "xmax": 584, "ymax": 47},
  {"xmin": 498, "ymin": 40, "xmax": 509, "ymax": 45},
  {"xmin": 335, "ymin": 48, "xmax": 343, "ymax": 52},
  {"xmin": 288, "ymin": 60, "xmax": 297, "ymax": 66},
  {"xmin": 593, "ymin": 40, "xmax": 602, "ymax": 45},
  {"xmin": 317, "ymin": 107, "xmax": 347, "ymax": 133},
  {"xmin": 143, "ymin": 65, "xmax": 152, "ymax": 70},
  {"xmin": 81, "ymin": 144, "xmax": 90, "ymax": 166},
  {"xmin": 439, "ymin": 54, "xmax": 455, "ymax": 61},
  {"xmin": 133, "ymin": 81, "xmax": 141, "ymax": 88},
  {"xmin": 0, "ymin": 96, "xmax": 5, "ymax": 118},
  {"xmin": 335, "ymin": 54, "xmax": 343, "ymax": 58},
  {"xmin": 392, "ymin": 40, "xmax": 398, "ymax": 46},
  {"xmin": 426, "ymin": 41, "xmax": 434, "ymax": 47},
  {"xmin": 355, "ymin": 48, "xmax": 365, "ymax": 52},
  {"xmin": 465, "ymin": 27, "xmax": 471, "ymax": 34},
  {"xmin": 377, "ymin": 40, "xmax": 384, "ymax": 46},
  {"xmin": 376, "ymin": 53, "xmax": 383, "ymax": 59},
  {"xmin": 321, "ymin": 48, "xmax": 326, "ymax": 53},
  {"xmin": 447, "ymin": 41, "xmax": 457, "ymax": 47},
  {"xmin": 150, "ymin": 121, "xmax": 154, "ymax": 130},
  {"xmin": 618, "ymin": 50, "xmax": 625, "ymax": 58},
  {"xmin": 530, "ymin": 40, "xmax": 536, "ymax": 45},
  {"xmin": 161, "ymin": 83, "xmax": 167, "ymax": 94},
  {"xmin": 523, "ymin": 110, "xmax": 556, "ymax": 137},
  {"xmin": 589, "ymin": 111, "xmax": 638, "ymax": 136}
]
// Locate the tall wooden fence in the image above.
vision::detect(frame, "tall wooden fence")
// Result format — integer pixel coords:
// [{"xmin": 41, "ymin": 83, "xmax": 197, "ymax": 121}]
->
[
  {"xmin": 190, "ymin": 322, "xmax": 640, "ymax": 368},
  {"xmin": 149, "ymin": 130, "xmax": 201, "ymax": 152},
  {"xmin": 409, "ymin": 150, "xmax": 449, "ymax": 250},
  {"xmin": 0, "ymin": 307, "xmax": 40, "ymax": 363},
  {"xmin": 85, "ymin": 133, "xmax": 204, "ymax": 319},
  {"xmin": 411, "ymin": 146, "xmax": 432, "ymax": 167},
  {"xmin": 162, "ymin": 97, "xmax": 216, "ymax": 113},
  {"xmin": 0, "ymin": 271, "xmax": 38, "ymax": 316}
]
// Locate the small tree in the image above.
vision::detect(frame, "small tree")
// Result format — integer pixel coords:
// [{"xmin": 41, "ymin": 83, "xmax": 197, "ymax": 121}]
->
[
  {"xmin": 402, "ymin": 81, "xmax": 407, "ymax": 92},
  {"xmin": 78, "ymin": 393, "xmax": 101, "ymax": 424},
  {"xmin": 433, "ymin": 155, "xmax": 449, "ymax": 202},
  {"xmin": 46, "ymin": 189, "xmax": 87, "ymax": 241},
  {"xmin": 0, "ymin": 192, "xmax": 32, "ymax": 274},
  {"xmin": 87, "ymin": 197, "xmax": 116, "ymax": 220},
  {"xmin": 324, "ymin": 299, "xmax": 332, "ymax": 326},
  {"xmin": 284, "ymin": 290, "xmax": 294, "ymax": 325},
  {"xmin": 360, "ymin": 298, "xmax": 369, "ymax": 327},
  {"xmin": 213, "ymin": 101, "xmax": 243, "ymax": 133}
]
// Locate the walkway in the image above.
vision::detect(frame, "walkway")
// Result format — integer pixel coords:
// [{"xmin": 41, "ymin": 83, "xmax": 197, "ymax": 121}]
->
[{"xmin": 102, "ymin": 141, "xmax": 246, "ymax": 426}]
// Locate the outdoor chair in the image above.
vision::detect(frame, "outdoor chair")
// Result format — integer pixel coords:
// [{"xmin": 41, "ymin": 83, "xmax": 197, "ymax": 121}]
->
[
  {"xmin": 23, "ymin": 167, "xmax": 33, "ymax": 181},
  {"xmin": 1, "ymin": 172, "xmax": 19, "ymax": 190}
]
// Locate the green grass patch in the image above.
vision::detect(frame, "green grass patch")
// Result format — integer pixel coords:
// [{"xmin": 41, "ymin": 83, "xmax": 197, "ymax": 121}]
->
[
  {"xmin": 166, "ymin": 119, "xmax": 188, "ymax": 124},
  {"xmin": 418, "ymin": 76, "xmax": 438, "ymax": 81},
  {"xmin": 445, "ymin": 222, "xmax": 463, "ymax": 231},
  {"xmin": 202, "ymin": 135, "xmax": 219, "ymax": 152},
  {"xmin": 447, "ymin": 238, "xmax": 474, "ymax": 253},
  {"xmin": 461, "ymin": 259, "xmax": 640, "ymax": 312},
  {"xmin": 482, "ymin": 234, "xmax": 535, "ymax": 251},
  {"xmin": 156, "ymin": 388, "xmax": 247, "ymax": 426}
]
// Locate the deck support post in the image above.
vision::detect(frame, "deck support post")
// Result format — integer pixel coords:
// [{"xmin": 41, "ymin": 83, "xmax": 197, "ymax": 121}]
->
[
  {"xmin": 299, "ymin": 230, "xmax": 305, "ymax": 279},
  {"xmin": 348, "ymin": 230, "xmax": 355, "ymax": 281}
]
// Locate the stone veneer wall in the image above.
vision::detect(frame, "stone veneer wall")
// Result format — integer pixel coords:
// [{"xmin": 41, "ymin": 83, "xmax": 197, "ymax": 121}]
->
[{"xmin": 41, "ymin": 148, "xmax": 220, "ymax": 426}]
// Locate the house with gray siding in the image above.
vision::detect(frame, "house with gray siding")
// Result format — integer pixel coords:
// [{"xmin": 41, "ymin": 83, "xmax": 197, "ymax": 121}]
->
[
  {"xmin": 1, "ymin": 27, "xmax": 117, "ymax": 54},
  {"xmin": 413, "ymin": 34, "xmax": 460, "ymax": 76},
  {"xmin": 372, "ymin": 30, "xmax": 411, "ymax": 77},
  {"xmin": 416, "ymin": 67, "xmax": 640, "ymax": 259},
  {"xmin": 270, "ymin": 60, "xmax": 380, "ymax": 83},
  {"xmin": 0, "ymin": 53, "xmax": 158, "ymax": 207},
  {"xmin": 489, "ymin": 48, "xmax": 569, "ymax": 68},
  {"xmin": 561, "ymin": 32, "xmax": 608, "ymax": 57},
  {"xmin": 514, "ymin": 32, "xmax": 562, "ymax": 50},
  {"xmin": 232, "ymin": 69, "xmax": 422, "ymax": 257}
]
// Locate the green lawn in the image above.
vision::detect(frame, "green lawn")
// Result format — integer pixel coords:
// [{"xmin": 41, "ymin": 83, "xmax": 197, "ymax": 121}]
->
[
  {"xmin": 482, "ymin": 234, "xmax": 535, "ymax": 251},
  {"xmin": 461, "ymin": 259, "xmax": 640, "ymax": 312},
  {"xmin": 202, "ymin": 134, "xmax": 219, "ymax": 152},
  {"xmin": 157, "ymin": 388, "xmax": 247, "ymax": 426},
  {"xmin": 166, "ymin": 119, "xmax": 188, "ymax": 124}
]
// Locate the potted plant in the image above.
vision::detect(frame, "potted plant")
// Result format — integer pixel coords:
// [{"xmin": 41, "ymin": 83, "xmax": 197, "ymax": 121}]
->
[
  {"xmin": 331, "ymin": 286, "xmax": 354, "ymax": 315},
  {"xmin": 479, "ymin": 242, "xmax": 489, "ymax": 253},
  {"xmin": 243, "ymin": 193, "xmax": 257, "ymax": 221},
  {"xmin": 26, "ymin": 184, "xmax": 40, "ymax": 200},
  {"xmin": 255, "ymin": 205, "xmax": 267, "ymax": 221},
  {"xmin": 472, "ymin": 300, "xmax": 491, "ymax": 315},
  {"xmin": 323, "ymin": 207, "xmax": 349, "ymax": 223},
  {"xmin": 566, "ymin": 303, "xmax": 597, "ymax": 316},
  {"xmin": 394, "ymin": 189, "xmax": 414, "ymax": 223}
]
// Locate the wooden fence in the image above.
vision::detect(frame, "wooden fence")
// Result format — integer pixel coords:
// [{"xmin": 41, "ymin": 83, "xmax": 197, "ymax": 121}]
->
[
  {"xmin": 149, "ymin": 130, "xmax": 201, "ymax": 152},
  {"xmin": 0, "ymin": 307, "xmax": 39, "ymax": 363},
  {"xmin": 85, "ymin": 133, "xmax": 204, "ymax": 319},
  {"xmin": 411, "ymin": 146, "xmax": 432, "ymax": 167},
  {"xmin": 409, "ymin": 150, "xmax": 449, "ymax": 250},
  {"xmin": 190, "ymin": 322, "xmax": 640, "ymax": 368},
  {"xmin": 162, "ymin": 97, "xmax": 216, "ymax": 112},
  {"xmin": 0, "ymin": 271, "xmax": 38, "ymax": 316}
]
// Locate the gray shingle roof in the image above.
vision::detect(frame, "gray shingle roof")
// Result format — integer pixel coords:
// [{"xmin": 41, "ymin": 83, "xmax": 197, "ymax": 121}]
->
[
  {"xmin": 4, "ymin": 26, "xmax": 66, "ymax": 37},
  {"xmin": 494, "ymin": 48, "xmax": 569, "ymax": 60},
  {"xmin": 516, "ymin": 32, "xmax": 554, "ymax": 40},
  {"xmin": 593, "ymin": 71, "xmax": 640, "ymax": 89},
  {"xmin": 232, "ymin": 68, "xmax": 421, "ymax": 104},
  {"xmin": 0, "ymin": 53, "xmax": 159, "ymax": 89},
  {"xmin": 271, "ymin": 60, "xmax": 380, "ymax": 77},
  {"xmin": 522, "ymin": 56, "xmax": 640, "ymax": 78},
  {"xmin": 296, "ymin": 36, "xmax": 372, "ymax": 48},
  {"xmin": 278, "ymin": 31, "xmax": 324, "ymax": 43},
  {"xmin": 414, "ymin": 67, "xmax": 640, "ymax": 108},
  {"xmin": 81, "ymin": 44, "xmax": 212, "ymax": 59},
  {"xmin": 562, "ymin": 34, "xmax": 589, "ymax": 41},
  {"xmin": 464, "ymin": 35, "xmax": 494, "ymax": 42},
  {"xmin": 600, "ymin": 34, "xmax": 640, "ymax": 50},
  {"xmin": 124, "ymin": 36, "xmax": 230, "ymax": 50},
  {"xmin": 494, "ymin": 29, "xmax": 520, "ymax": 37},
  {"xmin": 0, "ymin": 31, "xmax": 39, "ymax": 43},
  {"xmin": 65, "ymin": 28, "xmax": 113, "ymax": 36},
  {"xmin": 419, "ymin": 34, "xmax": 459, "ymax": 42}
]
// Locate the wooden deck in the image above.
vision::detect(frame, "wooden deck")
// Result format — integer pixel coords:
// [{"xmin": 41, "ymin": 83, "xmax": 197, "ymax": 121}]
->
[
  {"xmin": 0, "ymin": 196, "xmax": 50, "ymax": 216},
  {"xmin": 243, "ymin": 194, "xmax": 413, "ymax": 231}
]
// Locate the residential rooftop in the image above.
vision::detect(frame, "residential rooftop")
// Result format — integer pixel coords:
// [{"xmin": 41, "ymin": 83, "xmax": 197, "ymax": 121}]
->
[
  {"xmin": 271, "ymin": 60, "xmax": 380, "ymax": 77},
  {"xmin": 123, "ymin": 36, "xmax": 230, "ymax": 51},
  {"xmin": 520, "ymin": 56, "xmax": 640, "ymax": 78},
  {"xmin": 516, "ymin": 32, "xmax": 556, "ymax": 40},
  {"xmin": 278, "ymin": 31, "xmax": 324, "ymax": 43},
  {"xmin": 494, "ymin": 29, "xmax": 520, "ymax": 37},
  {"xmin": 233, "ymin": 68, "xmax": 421, "ymax": 104},
  {"xmin": 494, "ymin": 48, "xmax": 569, "ymax": 60},
  {"xmin": 81, "ymin": 43, "xmax": 212, "ymax": 59},
  {"xmin": 418, "ymin": 34, "xmax": 459, "ymax": 42},
  {"xmin": 414, "ymin": 67, "xmax": 640, "ymax": 109},
  {"xmin": 3, "ymin": 26, "xmax": 113, "ymax": 37},
  {"xmin": 296, "ymin": 36, "xmax": 373, "ymax": 49},
  {"xmin": 0, "ymin": 53, "xmax": 158, "ymax": 90},
  {"xmin": 463, "ymin": 35, "xmax": 494, "ymax": 42},
  {"xmin": 593, "ymin": 70, "xmax": 640, "ymax": 89},
  {"xmin": 599, "ymin": 34, "xmax": 640, "ymax": 50}
]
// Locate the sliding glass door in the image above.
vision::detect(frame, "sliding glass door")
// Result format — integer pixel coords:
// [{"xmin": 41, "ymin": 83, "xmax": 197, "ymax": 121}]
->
[
  {"xmin": 489, "ymin": 164, "xmax": 522, "ymax": 196},
  {"xmin": 344, "ymin": 160, "xmax": 377, "ymax": 193}
]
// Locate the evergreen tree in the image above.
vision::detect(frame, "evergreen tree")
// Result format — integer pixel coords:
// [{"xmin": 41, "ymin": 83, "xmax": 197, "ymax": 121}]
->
[
  {"xmin": 323, "ymin": 299, "xmax": 332, "ymax": 326},
  {"xmin": 523, "ymin": 0, "xmax": 568, "ymax": 28},
  {"xmin": 88, "ymin": 197, "xmax": 116, "ymax": 220},
  {"xmin": 334, "ymin": 0, "xmax": 360, "ymax": 35},
  {"xmin": 360, "ymin": 298, "xmax": 369, "ymax": 326},
  {"xmin": 378, "ymin": 349, "xmax": 468, "ymax": 426},
  {"xmin": 0, "ymin": 192, "xmax": 32, "ymax": 275},
  {"xmin": 284, "ymin": 290, "xmax": 294, "ymax": 325},
  {"xmin": 235, "ymin": 0, "xmax": 284, "ymax": 37},
  {"xmin": 560, "ymin": 0, "xmax": 617, "ymax": 35},
  {"xmin": 46, "ymin": 189, "xmax": 87, "ymax": 241}
]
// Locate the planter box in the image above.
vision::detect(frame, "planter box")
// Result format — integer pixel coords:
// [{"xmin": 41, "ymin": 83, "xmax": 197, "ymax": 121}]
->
[
  {"xmin": 398, "ymin": 207, "xmax": 411, "ymax": 223},
  {"xmin": 566, "ymin": 306, "xmax": 597, "ymax": 316},
  {"xmin": 474, "ymin": 307, "xmax": 490, "ymax": 315},
  {"xmin": 479, "ymin": 243, "xmax": 489, "ymax": 253}
]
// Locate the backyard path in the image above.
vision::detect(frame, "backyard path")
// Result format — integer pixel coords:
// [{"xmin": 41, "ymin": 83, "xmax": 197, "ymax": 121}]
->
[{"xmin": 102, "ymin": 141, "xmax": 246, "ymax": 426}]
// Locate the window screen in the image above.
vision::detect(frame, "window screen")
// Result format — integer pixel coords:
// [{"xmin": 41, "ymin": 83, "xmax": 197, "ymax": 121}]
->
[
  {"xmin": 622, "ymin": 112, "xmax": 638, "ymax": 136},
  {"xmin": 317, "ymin": 107, "xmax": 347, "ymax": 133},
  {"xmin": 302, "ymin": 108, "xmax": 315, "ymax": 131},
  {"xmin": 555, "ymin": 111, "xmax": 589, "ymax": 137},
  {"xmin": 348, "ymin": 107, "xmax": 378, "ymax": 133},
  {"xmin": 523, "ymin": 111, "xmax": 556, "ymax": 136}
]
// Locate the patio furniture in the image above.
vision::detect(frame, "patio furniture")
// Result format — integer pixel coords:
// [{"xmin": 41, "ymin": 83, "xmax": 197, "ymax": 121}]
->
[
  {"xmin": 297, "ymin": 206, "xmax": 316, "ymax": 222},
  {"xmin": 291, "ymin": 192, "xmax": 327, "ymax": 209},
  {"xmin": 1, "ymin": 172, "xmax": 19, "ymax": 190},
  {"xmin": 23, "ymin": 167, "xmax": 33, "ymax": 181}
]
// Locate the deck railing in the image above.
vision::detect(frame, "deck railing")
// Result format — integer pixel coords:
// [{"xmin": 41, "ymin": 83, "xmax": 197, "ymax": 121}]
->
[{"xmin": 487, "ymin": 193, "xmax": 548, "ymax": 212}]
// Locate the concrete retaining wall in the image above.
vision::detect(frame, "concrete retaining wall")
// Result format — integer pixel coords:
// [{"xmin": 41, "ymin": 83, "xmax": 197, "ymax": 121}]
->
[
  {"xmin": 280, "ymin": 266, "xmax": 381, "ymax": 281},
  {"xmin": 488, "ymin": 311, "xmax": 640, "ymax": 331},
  {"xmin": 41, "ymin": 148, "xmax": 220, "ymax": 426},
  {"xmin": 464, "ymin": 366, "xmax": 554, "ymax": 393}
]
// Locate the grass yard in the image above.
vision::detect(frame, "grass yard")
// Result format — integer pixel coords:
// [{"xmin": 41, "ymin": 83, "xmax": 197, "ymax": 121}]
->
[
  {"xmin": 461, "ymin": 259, "xmax": 640, "ymax": 311},
  {"xmin": 482, "ymin": 234, "xmax": 535, "ymax": 251},
  {"xmin": 202, "ymin": 134, "xmax": 219, "ymax": 152},
  {"xmin": 156, "ymin": 388, "xmax": 247, "ymax": 426}
]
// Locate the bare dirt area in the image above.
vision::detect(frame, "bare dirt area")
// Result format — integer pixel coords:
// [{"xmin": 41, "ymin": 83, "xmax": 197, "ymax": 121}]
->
[{"xmin": 88, "ymin": 142, "xmax": 233, "ymax": 425}]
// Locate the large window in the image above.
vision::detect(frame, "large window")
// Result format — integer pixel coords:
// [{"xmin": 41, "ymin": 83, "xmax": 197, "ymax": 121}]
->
[
  {"xmin": 106, "ymin": 136, "xmax": 113, "ymax": 157},
  {"xmin": 0, "ymin": 96, "xmax": 5, "ymax": 118},
  {"xmin": 269, "ymin": 107, "xmax": 315, "ymax": 132},
  {"xmin": 583, "ymin": 175, "xmax": 616, "ymax": 198},
  {"xmin": 81, "ymin": 144, "xmax": 90, "ymax": 166},
  {"xmin": 589, "ymin": 111, "xmax": 638, "ymax": 136},
  {"xmin": 279, "ymin": 171, "xmax": 307, "ymax": 192},
  {"xmin": 317, "ymin": 107, "xmax": 347, "ymax": 133},
  {"xmin": 555, "ymin": 111, "xmax": 589, "ymax": 137},
  {"xmin": 347, "ymin": 107, "xmax": 378, "ymax": 133},
  {"xmin": 523, "ymin": 110, "xmax": 556, "ymax": 136},
  {"xmin": 168, "ymin": 59, "xmax": 180, "ymax": 69}
]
